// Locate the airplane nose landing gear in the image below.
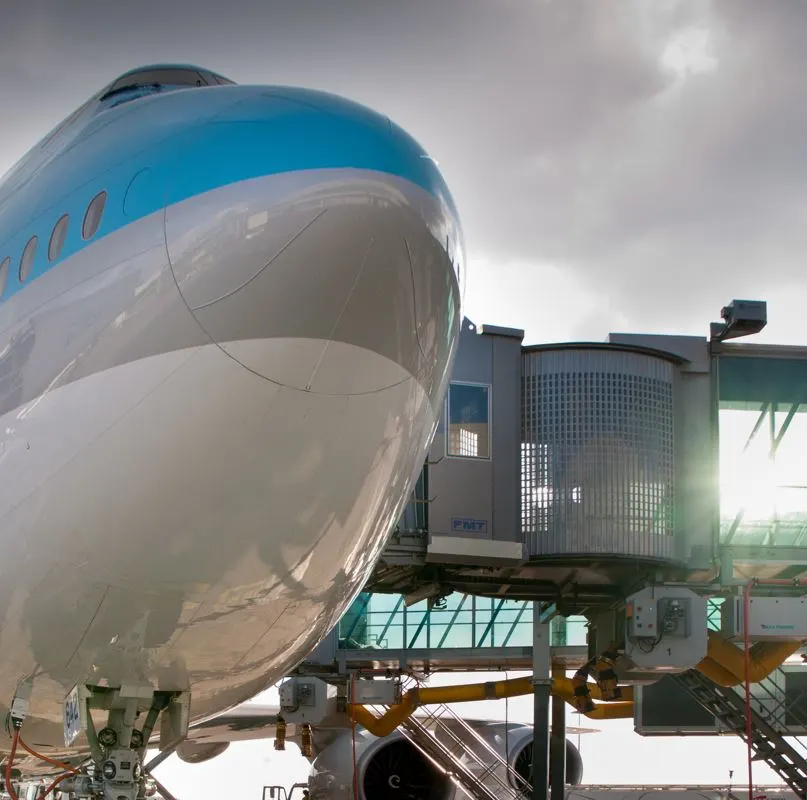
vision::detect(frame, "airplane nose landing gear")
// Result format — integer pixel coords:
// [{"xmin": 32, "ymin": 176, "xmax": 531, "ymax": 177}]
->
[{"xmin": 61, "ymin": 684, "xmax": 190, "ymax": 799}]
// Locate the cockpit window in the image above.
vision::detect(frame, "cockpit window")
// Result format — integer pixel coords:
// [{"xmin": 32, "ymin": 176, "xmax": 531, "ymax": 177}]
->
[{"xmin": 103, "ymin": 68, "xmax": 212, "ymax": 97}]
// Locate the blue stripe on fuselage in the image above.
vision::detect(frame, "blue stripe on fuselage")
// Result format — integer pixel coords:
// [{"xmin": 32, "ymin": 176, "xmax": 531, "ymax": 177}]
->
[{"xmin": 0, "ymin": 85, "xmax": 457, "ymax": 305}]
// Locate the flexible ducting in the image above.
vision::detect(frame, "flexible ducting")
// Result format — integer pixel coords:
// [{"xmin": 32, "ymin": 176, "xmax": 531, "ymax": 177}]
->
[
  {"xmin": 349, "ymin": 629, "xmax": 804, "ymax": 739},
  {"xmin": 696, "ymin": 629, "xmax": 804, "ymax": 687},
  {"xmin": 349, "ymin": 675, "xmax": 632, "ymax": 738}
]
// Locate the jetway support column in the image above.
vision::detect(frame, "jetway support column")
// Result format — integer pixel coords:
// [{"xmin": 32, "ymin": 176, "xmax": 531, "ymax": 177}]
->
[
  {"xmin": 532, "ymin": 605, "xmax": 551, "ymax": 800},
  {"xmin": 550, "ymin": 662, "xmax": 566, "ymax": 800}
]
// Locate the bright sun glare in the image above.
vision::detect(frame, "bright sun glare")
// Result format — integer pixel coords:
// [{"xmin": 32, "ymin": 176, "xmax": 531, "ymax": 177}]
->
[{"xmin": 719, "ymin": 409, "xmax": 807, "ymax": 527}]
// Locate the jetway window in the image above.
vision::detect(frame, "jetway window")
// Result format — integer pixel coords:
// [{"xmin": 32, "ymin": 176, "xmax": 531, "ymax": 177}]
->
[
  {"xmin": 337, "ymin": 591, "xmax": 588, "ymax": 651},
  {"xmin": 717, "ymin": 355, "xmax": 807, "ymax": 547},
  {"xmin": 447, "ymin": 382, "xmax": 490, "ymax": 459}
]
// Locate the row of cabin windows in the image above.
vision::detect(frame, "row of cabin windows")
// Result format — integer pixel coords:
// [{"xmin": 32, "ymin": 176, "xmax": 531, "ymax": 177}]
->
[{"xmin": 0, "ymin": 190, "xmax": 107, "ymax": 298}]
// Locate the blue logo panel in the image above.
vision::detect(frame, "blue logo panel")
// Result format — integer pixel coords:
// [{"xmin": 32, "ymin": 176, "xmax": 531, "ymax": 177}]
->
[{"xmin": 451, "ymin": 517, "xmax": 488, "ymax": 535}]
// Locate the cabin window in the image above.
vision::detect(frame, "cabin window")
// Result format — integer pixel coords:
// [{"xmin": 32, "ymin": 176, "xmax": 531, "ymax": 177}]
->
[
  {"xmin": 0, "ymin": 257, "xmax": 9, "ymax": 296},
  {"xmin": 19, "ymin": 236, "xmax": 38, "ymax": 283},
  {"xmin": 49, "ymin": 214, "xmax": 69, "ymax": 262},
  {"xmin": 446, "ymin": 382, "xmax": 491, "ymax": 459},
  {"xmin": 82, "ymin": 192, "xmax": 107, "ymax": 240}
]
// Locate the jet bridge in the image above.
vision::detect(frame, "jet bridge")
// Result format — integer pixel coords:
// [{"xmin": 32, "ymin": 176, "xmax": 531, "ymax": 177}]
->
[
  {"xmin": 368, "ymin": 311, "xmax": 807, "ymax": 606},
  {"xmin": 291, "ymin": 303, "xmax": 807, "ymax": 800}
]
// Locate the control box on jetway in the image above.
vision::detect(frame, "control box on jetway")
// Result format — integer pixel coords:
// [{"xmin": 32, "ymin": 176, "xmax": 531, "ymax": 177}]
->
[
  {"xmin": 722, "ymin": 597, "xmax": 807, "ymax": 641},
  {"xmin": 623, "ymin": 586, "xmax": 707, "ymax": 673}
]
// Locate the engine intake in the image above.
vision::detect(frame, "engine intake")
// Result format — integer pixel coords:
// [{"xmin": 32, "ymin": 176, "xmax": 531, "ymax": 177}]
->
[
  {"xmin": 363, "ymin": 739, "xmax": 452, "ymax": 800},
  {"xmin": 310, "ymin": 730, "xmax": 452, "ymax": 800},
  {"xmin": 512, "ymin": 738, "xmax": 584, "ymax": 794}
]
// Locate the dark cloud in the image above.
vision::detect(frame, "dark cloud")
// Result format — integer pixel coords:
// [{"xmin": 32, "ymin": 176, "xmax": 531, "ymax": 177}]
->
[{"xmin": 2, "ymin": 0, "xmax": 807, "ymax": 339}]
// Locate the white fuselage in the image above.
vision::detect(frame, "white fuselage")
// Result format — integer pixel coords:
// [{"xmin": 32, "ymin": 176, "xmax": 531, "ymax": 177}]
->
[{"xmin": 0, "ymin": 163, "xmax": 461, "ymax": 754}]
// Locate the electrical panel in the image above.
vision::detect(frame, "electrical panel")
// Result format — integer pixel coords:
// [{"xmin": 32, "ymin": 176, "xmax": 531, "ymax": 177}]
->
[
  {"xmin": 278, "ymin": 677, "xmax": 336, "ymax": 724},
  {"xmin": 279, "ymin": 679, "xmax": 316, "ymax": 711},
  {"xmin": 348, "ymin": 679, "xmax": 401, "ymax": 706},
  {"xmin": 623, "ymin": 586, "xmax": 707, "ymax": 674},
  {"xmin": 626, "ymin": 597, "xmax": 659, "ymax": 639},
  {"xmin": 657, "ymin": 597, "xmax": 691, "ymax": 638},
  {"xmin": 722, "ymin": 597, "xmax": 807, "ymax": 641},
  {"xmin": 626, "ymin": 595, "xmax": 690, "ymax": 639}
]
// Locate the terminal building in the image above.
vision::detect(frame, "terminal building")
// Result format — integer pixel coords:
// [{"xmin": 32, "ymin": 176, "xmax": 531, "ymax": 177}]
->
[{"xmin": 272, "ymin": 302, "xmax": 807, "ymax": 800}]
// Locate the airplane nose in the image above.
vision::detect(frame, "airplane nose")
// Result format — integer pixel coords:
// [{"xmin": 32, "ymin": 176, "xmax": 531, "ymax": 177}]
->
[{"xmin": 164, "ymin": 96, "xmax": 461, "ymax": 398}]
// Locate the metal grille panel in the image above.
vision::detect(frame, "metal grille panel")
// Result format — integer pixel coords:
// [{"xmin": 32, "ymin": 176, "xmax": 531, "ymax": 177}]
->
[{"xmin": 521, "ymin": 347, "xmax": 677, "ymax": 561}]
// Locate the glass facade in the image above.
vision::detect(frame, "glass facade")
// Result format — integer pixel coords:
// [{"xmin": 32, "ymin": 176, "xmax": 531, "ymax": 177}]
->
[
  {"xmin": 337, "ymin": 591, "xmax": 588, "ymax": 651},
  {"xmin": 707, "ymin": 597, "xmax": 723, "ymax": 631},
  {"xmin": 337, "ymin": 593, "xmax": 726, "ymax": 651},
  {"xmin": 717, "ymin": 355, "xmax": 807, "ymax": 547}
]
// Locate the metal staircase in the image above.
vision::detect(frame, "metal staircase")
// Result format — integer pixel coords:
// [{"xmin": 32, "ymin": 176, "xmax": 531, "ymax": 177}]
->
[
  {"xmin": 368, "ymin": 680, "xmax": 529, "ymax": 800},
  {"xmin": 672, "ymin": 668, "xmax": 807, "ymax": 799}
]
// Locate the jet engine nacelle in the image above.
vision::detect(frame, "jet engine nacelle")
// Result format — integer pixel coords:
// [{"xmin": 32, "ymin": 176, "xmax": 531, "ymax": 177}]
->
[
  {"xmin": 447, "ymin": 720, "xmax": 584, "ymax": 794},
  {"xmin": 309, "ymin": 728, "xmax": 454, "ymax": 800},
  {"xmin": 308, "ymin": 722, "xmax": 583, "ymax": 799}
]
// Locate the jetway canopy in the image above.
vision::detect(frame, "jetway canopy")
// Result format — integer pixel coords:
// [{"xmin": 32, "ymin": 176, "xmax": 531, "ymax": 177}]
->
[{"xmin": 718, "ymin": 351, "xmax": 807, "ymax": 408}]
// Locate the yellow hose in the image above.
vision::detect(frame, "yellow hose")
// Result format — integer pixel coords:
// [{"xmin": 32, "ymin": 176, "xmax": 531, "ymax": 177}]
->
[
  {"xmin": 552, "ymin": 694, "xmax": 633, "ymax": 720},
  {"xmin": 348, "ymin": 675, "xmax": 634, "ymax": 736},
  {"xmin": 348, "ymin": 625, "xmax": 804, "ymax": 736},
  {"xmin": 553, "ymin": 676, "xmax": 634, "ymax": 702}
]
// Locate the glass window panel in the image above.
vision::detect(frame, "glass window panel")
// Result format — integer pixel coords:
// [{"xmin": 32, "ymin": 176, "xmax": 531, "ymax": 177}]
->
[
  {"xmin": 718, "ymin": 356, "xmax": 807, "ymax": 547},
  {"xmin": 406, "ymin": 605, "xmax": 429, "ymax": 648},
  {"xmin": 48, "ymin": 214, "xmax": 69, "ymax": 262},
  {"xmin": 447, "ymin": 383, "xmax": 490, "ymax": 459},
  {"xmin": 82, "ymin": 191, "xmax": 107, "ymax": 240},
  {"xmin": 0, "ymin": 257, "xmax": 9, "ymax": 296},
  {"xmin": 103, "ymin": 68, "xmax": 210, "ymax": 96},
  {"xmin": 19, "ymin": 236, "xmax": 37, "ymax": 282}
]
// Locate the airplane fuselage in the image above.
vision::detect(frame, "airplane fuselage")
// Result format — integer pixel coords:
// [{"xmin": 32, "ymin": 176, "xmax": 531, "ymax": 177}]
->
[{"xmin": 0, "ymin": 65, "xmax": 462, "ymax": 754}]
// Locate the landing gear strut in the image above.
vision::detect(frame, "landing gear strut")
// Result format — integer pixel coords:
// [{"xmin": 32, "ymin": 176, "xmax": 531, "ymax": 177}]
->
[{"xmin": 60, "ymin": 684, "xmax": 190, "ymax": 799}]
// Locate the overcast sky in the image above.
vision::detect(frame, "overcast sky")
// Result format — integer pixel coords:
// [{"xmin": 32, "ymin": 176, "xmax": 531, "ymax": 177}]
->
[
  {"xmin": 2, "ymin": 0, "xmax": 804, "ymax": 795},
  {"xmin": 5, "ymin": 0, "xmax": 807, "ymax": 347}
]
